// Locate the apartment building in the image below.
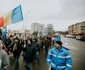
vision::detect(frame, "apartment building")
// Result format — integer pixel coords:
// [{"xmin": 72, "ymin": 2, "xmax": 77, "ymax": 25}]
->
[
  {"xmin": 31, "ymin": 23, "xmax": 45, "ymax": 36},
  {"xmin": 68, "ymin": 21, "xmax": 85, "ymax": 35},
  {"xmin": 76, "ymin": 22, "xmax": 85, "ymax": 35},
  {"xmin": 46, "ymin": 24, "xmax": 53, "ymax": 35},
  {"xmin": 68, "ymin": 25, "xmax": 73, "ymax": 34}
]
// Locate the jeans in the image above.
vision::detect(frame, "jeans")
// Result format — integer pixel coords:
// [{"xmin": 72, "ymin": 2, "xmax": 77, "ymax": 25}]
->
[
  {"xmin": 14, "ymin": 56, "xmax": 19, "ymax": 70},
  {"xmin": 45, "ymin": 48, "xmax": 48, "ymax": 56},
  {"xmin": 22, "ymin": 52, "xmax": 25, "ymax": 60},
  {"xmin": 25, "ymin": 62, "xmax": 32, "ymax": 70},
  {"xmin": 36, "ymin": 51, "xmax": 39, "ymax": 63},
  {"xmin": 51, "ymin": 68, "xmax": 55, "ymax": 70}
]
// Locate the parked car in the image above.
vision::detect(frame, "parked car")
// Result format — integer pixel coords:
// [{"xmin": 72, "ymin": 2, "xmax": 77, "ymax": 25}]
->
[
  {"xmin": 66, "ymin": 35, "xmax": 71, "ymax": 38},
  {"xmin": 76, "ymin": 36, "xmax": 85, "ymax": 41},
  {"xmin": 76, "ymin": 36, "xmax": 82, "ymax": 40},
  {"xmin": 66, "ymin": 35, "xmax": 75, "ymax": 38},
  {"xmin": 81, "ymin": 36, "xmax": 85, "ymax": 41}
]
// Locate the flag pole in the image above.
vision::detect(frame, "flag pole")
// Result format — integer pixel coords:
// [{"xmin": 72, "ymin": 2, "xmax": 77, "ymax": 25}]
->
[
  {"xmin": 23, "ymin": 12, "xmax": 30, "ymax": 46},
  {"xmin": 22, "ymin": 15, "xmax": 26, "ymax": 46}
]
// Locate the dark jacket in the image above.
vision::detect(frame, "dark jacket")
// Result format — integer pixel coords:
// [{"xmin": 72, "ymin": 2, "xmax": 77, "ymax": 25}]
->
[
  {"xmin": 45, "ymin": 39, "xmax": 50, "ymax": 49},
  {"xmin": 10, "ymin": 42, "xmax": 22, "ymax": 58},
  {"xmin": 24, "ymin": 44, "xmax": 36, "ymax": 63},
  {"xmin": 34, "ymin": 42, "xmax": 40, "ymax": 52}
]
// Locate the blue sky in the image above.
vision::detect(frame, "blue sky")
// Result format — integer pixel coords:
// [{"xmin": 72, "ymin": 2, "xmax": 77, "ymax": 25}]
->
[{"xmin": 0, "ymin": 0, "xmax": 85, "ymax": 31}]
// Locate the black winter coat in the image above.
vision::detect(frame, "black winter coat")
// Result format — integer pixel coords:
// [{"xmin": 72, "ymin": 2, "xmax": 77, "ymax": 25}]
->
[{"xmin": 24, "ymin": 44, "xmax": 36, "ymax": 63}]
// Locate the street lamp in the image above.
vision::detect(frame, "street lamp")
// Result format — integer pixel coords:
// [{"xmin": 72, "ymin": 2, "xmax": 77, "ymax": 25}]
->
[
  {"xmin": 22, "ymin": 11, "xmax": 30, "ymax": 42},
  {"xmin": 23, "ymin": 11, "xmax": 30, "ymax": 30}
]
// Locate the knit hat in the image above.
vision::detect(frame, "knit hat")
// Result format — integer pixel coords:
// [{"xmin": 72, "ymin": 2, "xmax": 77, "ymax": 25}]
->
[{"xmin": 56, "ymin": 41, "xmax": 62, "ymax": 46}]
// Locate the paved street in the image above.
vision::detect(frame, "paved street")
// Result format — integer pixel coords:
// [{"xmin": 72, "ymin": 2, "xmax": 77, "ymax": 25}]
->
[
  {"xmin": 61, "ymin": 36, "xmax": 85, "ymax": 70},
  {"xmin": 10, "ymin": 49, "xmax": 49, "ymax": 70},
  {"xmin": 10, "ymin": 36, "xmax": 85, "ymax": 70}
]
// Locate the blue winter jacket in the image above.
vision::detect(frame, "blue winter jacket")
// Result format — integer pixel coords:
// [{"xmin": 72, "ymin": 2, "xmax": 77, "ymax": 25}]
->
[{"xmin": 47, "ymin": 46, "xmax": 72, "ymax": 70}]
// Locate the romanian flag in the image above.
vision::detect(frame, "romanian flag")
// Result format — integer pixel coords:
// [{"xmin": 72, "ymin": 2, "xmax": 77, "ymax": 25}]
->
[{"xmin": 0, "ymin": 5, "xmax": 23, "ymax": 27}]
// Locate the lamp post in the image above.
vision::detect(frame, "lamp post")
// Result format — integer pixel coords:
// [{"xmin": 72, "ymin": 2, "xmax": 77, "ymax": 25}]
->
[
  {"xmin": 23, "ymin": 12, "xmax": 30, "ymax": 30},
  {"xmin": 22, "ymin": 11, "xmax": 30, "ymax": 45}
]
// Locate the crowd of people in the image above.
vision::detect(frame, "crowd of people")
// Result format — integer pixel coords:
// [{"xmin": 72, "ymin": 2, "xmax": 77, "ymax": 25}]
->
[
  {"xmin": 0, "ymin": 34, "xmax": 52, "ymax": 70},
  {"xmin": 0, "ymin": 33, "xmax": 72, "ymax": 70}
]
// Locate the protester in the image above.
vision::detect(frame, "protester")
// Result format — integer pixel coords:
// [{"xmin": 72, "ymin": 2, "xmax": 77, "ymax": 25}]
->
[
  {"xmin": 24, "ymin": 39, "xmax": 36, "ymax": 70},
  {"xmin": 10, "ymin": 37, "xmax": 22, "ymax": 70},
  {"xmin": 0, "ymin": 40, "xmax": 10, "ymax": 70},
  {"xmin": 47, "ymin": 41, "xmax": 72, "ymax": 70},
  {"xmin": 32, "ymin": 39, "xmax": 40, "ymax": 64},
  {"xmin": 44, "ymin": 37, "xmax": 50, "ymax": 56}
]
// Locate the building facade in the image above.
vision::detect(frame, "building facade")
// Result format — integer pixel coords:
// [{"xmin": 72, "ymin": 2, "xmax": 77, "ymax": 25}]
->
[
  {"xmin": 68, "ymin": 25, "xmax": 73, "ymax": 34},
  {"xmin": 25, "ymin": 30, "xmax": 30, "ymax": 37},
  {"xmin": 76, "ymin": 22, "xmax": 85, "ymax": 35},
  {"xmin": 46, "ymin": 24, "xmax": 53, "ymax": 35},
  {"xmin": 44, "ymin": 28, "xmax": 48, "ymax": 35},
  {"xmin": 31, "ymin": 23, "xmax": 45, "ymax": 36},
  {"xmin": 68, "ymin": 21, "xmax": 85, "ymax": 35}
]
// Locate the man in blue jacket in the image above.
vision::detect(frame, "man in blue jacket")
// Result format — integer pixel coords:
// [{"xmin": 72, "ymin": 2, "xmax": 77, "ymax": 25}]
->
[{"xmin": 47, "ymin": 41, "xmax": 72, "ymax": 70}]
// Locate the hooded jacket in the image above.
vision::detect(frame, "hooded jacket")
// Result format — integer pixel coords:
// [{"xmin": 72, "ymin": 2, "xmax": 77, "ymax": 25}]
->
[
  {"xmin": 0, "ymin": 48, "xmax": 10, "ymax": 70},
  {"xmin": 47, "ymin": 46, "xmax": 72, "ymax": 70}
]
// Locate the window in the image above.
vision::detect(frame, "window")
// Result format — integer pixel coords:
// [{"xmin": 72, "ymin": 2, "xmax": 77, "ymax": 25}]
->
[
  {"xmin": 81, "ymin": 26, "xmax": 85, "ymax": 28},
  {"xmin": 81, "ymin": 29, "xmax": 84, "ymax": 30}
]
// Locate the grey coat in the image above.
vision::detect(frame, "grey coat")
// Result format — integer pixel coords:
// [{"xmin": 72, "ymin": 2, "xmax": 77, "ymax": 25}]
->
[{"xmin": 0, "ymin": 49, "xmax": 10, "ymax": 70}]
